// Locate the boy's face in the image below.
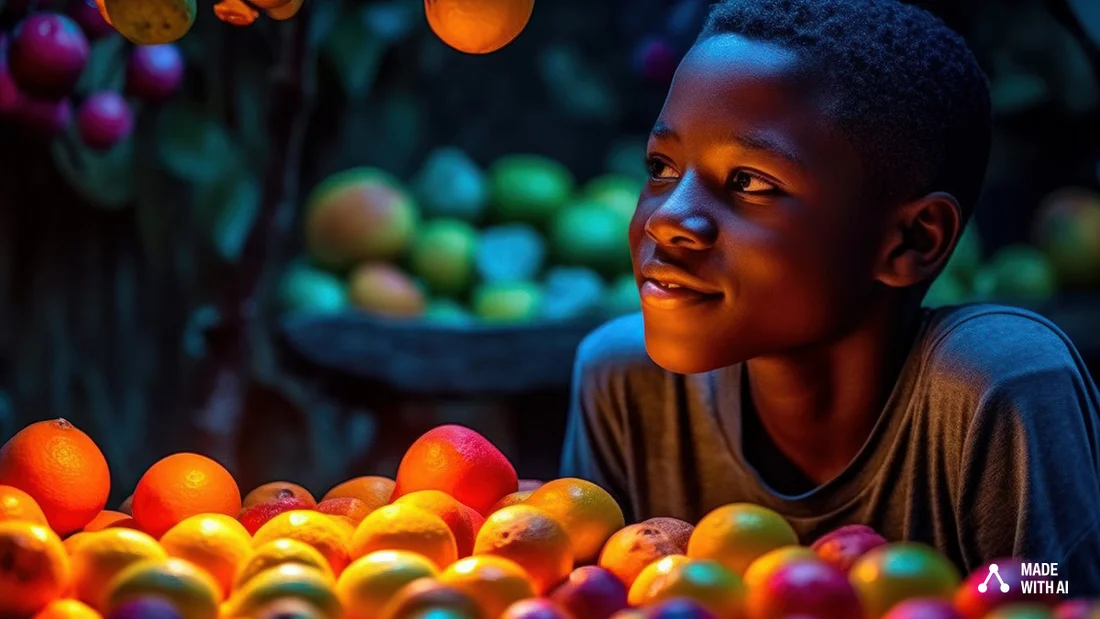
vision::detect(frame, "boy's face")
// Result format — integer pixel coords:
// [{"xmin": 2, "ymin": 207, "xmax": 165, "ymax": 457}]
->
[{"xmin": 632, "ymin": 34, "xmax": 888, "ymax": 374}]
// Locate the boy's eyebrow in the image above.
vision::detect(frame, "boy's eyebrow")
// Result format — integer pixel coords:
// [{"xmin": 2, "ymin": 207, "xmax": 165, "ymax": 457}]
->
[{"xmin": 650, "ymin": 121, "xmax": 805, "ymax": 169}]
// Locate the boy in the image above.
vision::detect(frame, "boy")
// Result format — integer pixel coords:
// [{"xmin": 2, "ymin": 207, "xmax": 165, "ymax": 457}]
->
[{"xmin": 561, "ymin": 0, "xmax": 1100, "ymax": 590}]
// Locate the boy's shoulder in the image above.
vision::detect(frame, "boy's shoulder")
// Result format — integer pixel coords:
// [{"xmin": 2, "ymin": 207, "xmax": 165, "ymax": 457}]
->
[{"xmin": 574, "ymin": 313, "xmax": 669, "ymax": 395}]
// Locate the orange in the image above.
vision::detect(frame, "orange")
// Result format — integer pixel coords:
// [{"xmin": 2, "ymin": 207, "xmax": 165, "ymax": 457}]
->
[
  {"xmin": 599, "ymin": 522, "xmax": 688, "ymax": 588},
  {"xmin": 252, "ymin": 510, "xmax": 353, "ymax": 575},
  {"xmin": 68, "ymin": 527, "xmax": 166, "ymax": 610},
  {"xmin": 628, "ymin": 556, "xmax": 745, "ymax": 617},
  {"xmin": 473, "ymin": 504, "xmax": 573, "ymax": 594},
  {"xmin": 33, "ymin": 599, "xmax": 101, "ymax": 619},
  {"xmin": 336, "ymin": 550, "xmax": 440, "ymax": 619},
  {"xmin": 489, "ymin": 490, "xmax": 533, "ymax": 514},
  {"xmin": 440, "ymin": 555, "xmax": 537, "ymax": 618},
  {"xmin": 102, "ymin": 557, "xmax": 222, "ymax": 619},
  {"xmin": 687, "ymin": 503, "xmax": 798, "ymax": 575},
  {"xmin": 393, "ymin": 490, "xmax": 485, "ymax": 558},
  {"xmin": 132, "ymin": 453, "xmax": 241, "ymax": 539},
  {"xmin": 234, "ymin": 537, "xmax": 334, "ymax": 591},
  {"xmin": 381, "ymin": 577, "xmax": 484, "ymax": 619},
  {"xmin": 0, "ymin": 484, "xmax": 48, "ymax": 524},
  {"xmin": 84, "ymin": 510, "xmax": 132, "ymax": 532},
  {"xmin": 742, "ymin": 545, "xmax": 820, "ymax": 590},
  {"xmin": 425, "ymin": 0, "xmax": 535, "ymax": 54},
  {"xmin": 160, "ymin": 514, "xmax": 253, "ymax": 598},
  {"xmin": 225, "ymin": 563, "xmax": 340, "ymax": 619},
  {"xmin": 849, "ymin": 542, "xmax": 960, "ymax": 619},
  {"xmin": 65, "ymin": 531, "xmax": 92, "ymax": 554},
  {"xmin": 317, "ymin": 497, "xmax": 373, "ymax": 528},
  {"xmin": 322, "ymin": 475, "xmax": 395, "ymax": 512},
  {"xmin": 526, "ymin": 478, "xmax": 625, "ymax": 564},
  {"xmin": 242, "ymin": 482, "xmax": 317, "ymax": 509},
  {"xmin": 0, "ymin": 521, "xmax": 71, "ymax": 617},
  {"xmin": 0, "ymin": 418, "xmax": 111, "ymax": 535},
  {"xmin": 392, "ymin": 425, "xmax": 518, "ymax": 515},
  {"xmin": 351, "ymin": 504, "xmax": 458, "ymax": 570}
]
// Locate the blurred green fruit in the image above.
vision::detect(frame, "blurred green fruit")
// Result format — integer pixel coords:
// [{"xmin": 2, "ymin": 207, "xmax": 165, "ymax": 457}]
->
[
  {"xmin": 540, "ymin": 267, "xmax": 606, "ymax": 321},
  {"xmin": 424, "ymin": 298, "xmax": 474, "ymax": 326},
  {"xmin": 1032, "ymin": 187, "xmax": 1100, "ymax": 288},
  {"xmin": 973, "ymin": 245, "xmax": 1057, "ymax": 305},
  {"xmin": 305, "ymin": 168, "xmax": 419, "ymax": 270},
  {"xmin": 923, "ymin": 271, "xmax": 968, "ymax": 308},
  {"xmin": 550, "ymin": 201, "xmax": 632, "ymax": 276},
  {"xmin": 944, "ymin": 223, "xmax": 983, "ymax": 280},
  {"xmin": 603, "ymin": 274, "xmax": 641, "ymax": 317},
  {"xmin": 584, "ymin": 174, "xmax": 642, "ymax": 221},
  {"xmin": 472, "ymin": 281, "xmax": 542, "ymax": 323},
  {"xmin": 413, "ymin": 147, "xmax": 489, "ymax": 222},
  {"xmin": 410, "ymin": 219, "xmax": 479, "ymax": 298},
  {"xmin": 277, "ymin": 266, "xmax": 348, "ymax": 316},
  {"xmin": 490, "ymin": 154, "xmax": 575, "ymax": 225},
  {"xmin": 476, "ymin": 224, "xmax": 547, "ymax": 284},
  {"xmin": 105, "ymin": 0, "xmax": 196, "ymax": 44},
  {"xmin": 348, "ymin": 263, "xmax": 426, "ymax": 319}
]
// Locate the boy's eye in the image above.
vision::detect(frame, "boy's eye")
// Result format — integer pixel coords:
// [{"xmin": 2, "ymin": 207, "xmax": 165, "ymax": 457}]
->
[
  {"xmin": 646, "ymin": 156, "xmax": 679, "ymax": 181},
  {"xmin": 727, "ymin": 170, "xmax": 778, "ymax": 194}
]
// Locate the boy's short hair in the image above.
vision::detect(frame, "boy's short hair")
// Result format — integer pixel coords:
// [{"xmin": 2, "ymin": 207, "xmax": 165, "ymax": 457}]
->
[{"xmin": 702, "ymin": 0, "xmax": 992, "ymax": 215}]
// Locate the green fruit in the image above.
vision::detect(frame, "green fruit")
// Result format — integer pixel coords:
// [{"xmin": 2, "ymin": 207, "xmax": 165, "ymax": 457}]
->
[
  {"xmin": 540, "ymin": 267, "xmax": 606, "ymax": 321},
  {"xmin": 603, "ymin": 274, "xmax": 641, "ymax": 317},
  {"xmin": 472, "ymin": 282, "xmax": 542, "ymax": 323},
  {"xmin": 583, "ymin": 174, "xmax": 642, "ymax": 221},
  {"xmin": 413, "ymin": 147, "xmax": 489, "ymax": 222},
  {"xmin": 1032, "ymin": 187, "xmax": 1100, "ymax": 288},
  {"xmin": 978, "ymin": 245, "xmax": 1057, "ymax": 305},
  {"xmin": 409, "ymin": 219, "xmax": 479, "ymax": 298},
  {"xmin": 305, "ymin": 168, "xmax": 419, "ymax": 269},
  {"xmin": 849, "ymin": 543, "xmax": 960, "ymax": 619},
  {"xmin": 105, "ymin": 0, "xmax": 196, "ymax": 44},
  {"xmin": 550, "ymin": 201, "xmax": 632, "ymax": 276},
  {"xmin": 277, "ymin": 266, "xmax": 348, "ymax": 315},
  {"xmin": 923, "ymin": 271, "xmax": 968, "ymax": 308},
  {"xmin": 424, "ymin": 299, "xmax": 474, "ymax": 326},
  {"xmin": 945, "ymin": 222, "xmax": 983, "ymax": 280},
  {"xmin": 490, "ymin": 155, "xmax": 575, "ymax": 225}
]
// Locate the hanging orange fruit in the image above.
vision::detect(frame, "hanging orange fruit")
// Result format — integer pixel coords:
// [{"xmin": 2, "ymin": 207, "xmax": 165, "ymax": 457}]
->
[{"xmin": 425, "ymin": 0, "xmax": 534, "ymax": 55}]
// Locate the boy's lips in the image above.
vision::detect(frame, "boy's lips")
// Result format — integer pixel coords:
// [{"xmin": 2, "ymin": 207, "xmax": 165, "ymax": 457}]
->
[{"xmin": 639, "ymin": 261, "xmax": 723, "ymax": 309}]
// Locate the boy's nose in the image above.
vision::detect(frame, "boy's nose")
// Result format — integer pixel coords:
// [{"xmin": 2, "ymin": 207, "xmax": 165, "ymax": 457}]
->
[{"xmin": 644, "ymin": 182, "xmax": 718, "ymax": 250}]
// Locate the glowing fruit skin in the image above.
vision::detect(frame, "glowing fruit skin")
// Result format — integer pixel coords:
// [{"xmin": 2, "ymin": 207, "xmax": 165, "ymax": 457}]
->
[
  {"xmin": 126, "ymin": 44, "xmax": 184, "ymax": 101},
  {"xmin": 425, "ymin": 0, "xmax": 535, "ymax": 54},
  {"xmin": 849, "ymin": 543, "xmax": 961, "ymax": 619},
  {"xmin": 745, "ymin": 558, "xmax": 862, "ymax": 619},
  {"xmin": 549, "ymin": 565, "xmax": 630, "ymax": 619},
  {"xmin": 9, "ymin": 13, "xmax": 89, "ymax": 98},
  {"xmin": 77, "ymin": 91, "xmax": 133, "ymax": 150},
  {"xmin": 811, "ymin": 524, "xmax": 888, "ymax": 574}
]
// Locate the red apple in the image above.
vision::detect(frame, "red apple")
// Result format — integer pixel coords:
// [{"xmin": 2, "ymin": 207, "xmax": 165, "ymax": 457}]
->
[
  {"xmin": 238, "ymin": 496, "xmax": 314, "ymax": 535},
  {"xmin": 746, "ymin": 558, "xmax": 862, "ymax": 619},
  {"xmin": 811, "ymin": 524, "xmax": 888, "ymax": 573},
  {"xmin": 550, "ymin": 566, "xmax": 629, "ymax": 619},
  {"xmin": 956, "ymin": 559, "xmax": 1059, "ymax": 619}
]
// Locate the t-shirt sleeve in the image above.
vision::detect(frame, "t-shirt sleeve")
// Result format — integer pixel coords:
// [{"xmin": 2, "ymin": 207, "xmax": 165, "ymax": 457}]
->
[{"xmin": 951, "ymin": 313, "xmax": 1100, "ymax": 594}]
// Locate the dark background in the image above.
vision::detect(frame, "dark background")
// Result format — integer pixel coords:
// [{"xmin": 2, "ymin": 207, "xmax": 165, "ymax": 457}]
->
[{"xmin": 1, "ymin": 0, "xmax": 1099, "ymax": 505}]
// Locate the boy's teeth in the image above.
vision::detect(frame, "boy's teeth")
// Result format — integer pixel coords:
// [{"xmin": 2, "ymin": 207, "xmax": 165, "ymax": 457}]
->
[{"xmin": 659, "ymin": 281, "xmax": 681, "ymax": 289}]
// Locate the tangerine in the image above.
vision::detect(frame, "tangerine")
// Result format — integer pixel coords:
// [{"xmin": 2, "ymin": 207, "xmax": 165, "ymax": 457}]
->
[
  {"xmin": 242, "ymin": 482, "xmax": 316, "ymax": 509},
  {"xmin": 68, "ymin": 527, "xmax": 166, "ymax": 610},
  {"xmin": 252, "ymin": 509, "xmax": 353, "ymax": 575},
  {"xmin": 351, "ymin": 504, "xmax": 458, "ymax": 570},
  {"xmin": 687, "ymin": 504, "xmax": 798, "ymax": 576},
  {"xmin": 474, "ymin": 504, "xmax": 573, "ymax": 594},
  {"xmin": 322, "ymin": 476, "xmax": 395, "ymax": 511},
  {"xmin": 336, "ymin": 550, "xmax": 440, "ymax": 619},
  {"xmin": 526, "ymin": 478, "xmax": 624, "ymax": 564},
  {"xmin": 131, "ymin": 453, "xmax": 241, "ymax": 539},
  {"xmin": 33, "ymin": 599, "xmax": 101, "ymax": 619},
  {"xmin": 599, "ymin": 522, "xmax": 688, "ymax": 589},
  {"xmin": 0, "ymin": 520, "xmax": 72, "ymax": 617},
  {"xmin": 0, "ymin": 484, "xmax": 48, "ymax": 524},
  {"xmin": 159, "ymin": 514, "xmax": 253, "ymax": 598},
  {"xmin": 393, "ymin": 490, "xmax": 485, "ymax": 558},
  {"xmin": 440, "ymin": 555, "xmax": 538, "ymax": 618},
  {"xmin": 490, "ymin": 490, "xmax": 533, "ymax": 514},
  {"xmin": 84, "ymin": 510, "xmax": 132, "ymax": 532},
  {"xmin": 234, "ymin": 537, "xmax": 334, "ymax": 591},
  {"xmin": 0, "ymin": 418, "xmax": 111, "ymax": 535}
]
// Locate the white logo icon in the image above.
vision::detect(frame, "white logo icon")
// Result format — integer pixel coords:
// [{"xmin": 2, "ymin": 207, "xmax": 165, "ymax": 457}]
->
[{"xmin": 978, "ymin": 563, "xmax": 1010, "ymax": 593}]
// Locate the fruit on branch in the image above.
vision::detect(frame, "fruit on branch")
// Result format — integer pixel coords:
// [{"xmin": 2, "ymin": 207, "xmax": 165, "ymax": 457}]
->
[
  {"xmin": 9, "ymin": 13, "xmax": 90, "ymax": 99},
  {"xmin": 104, "ymin": 0, "xmax": 197, "ymax": 45},
  {"xmin": 77, "ymin": 91, "xmax": 133, "ymax": 150},
  {"xmin": 125, "ymin": 44, "xmax": 184, "ymax": 102},
  {"xmin": 213, "ymin": 0, "xmax": 259, "ymax": 26},
  {"xmin": 425, "ymin": 0, "xmax": 535, "ymax": 54},
  {"xmin": 265, "ymin": 0, "xmax": 304, "ymax": 21}
]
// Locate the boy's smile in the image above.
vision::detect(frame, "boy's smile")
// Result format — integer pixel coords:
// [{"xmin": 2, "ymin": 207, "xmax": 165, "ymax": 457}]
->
[{"xmin": 631, "ymin": 34, "xmax": 885, "ymax": 374}]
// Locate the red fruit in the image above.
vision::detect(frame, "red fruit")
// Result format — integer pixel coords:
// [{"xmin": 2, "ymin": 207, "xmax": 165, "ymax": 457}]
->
[
  {"xmin": 15, "ymin": 96, "xmax": 71, "ymax": 137},
  {"xmin": 502, "ymin": 599, "xmax": 575, "ymax": 619},
  {"xmin": 955, "ymin": 559, "xmax": 1059, "ymax": 619},
  {"xmin": 126, "ymin": 44, "xmax": 184, "ymax": 102},
  {"xmin": 77, "ymin": 91, "xmax": 132, "ymax": 150},
  {"xmin": 550, "ymin": 566, "xmax": 630, "ymax": 619},
  {"xmin": 392, "ymin": 424, "xmax": 518, "ymax": 515},
  {"xmin": 642, "ymin": 599, "xmax": 719, "ymax": 619},
  {"xmin": 9, "ymin": 13, "xmax": 89, "ymax": 99},
  {"xmin": 237, "ymin": 496, "xmax": 313, "ymax": 535},
  {"xmin": 883, "ymin": 599, "xmax": 965, "ymax": 619},
  {"xmin": 811, "ymin": 524, "xmax": 888, "ymax": 573},
  {"xmin": 746, "ymin": 558, "xmax": 862, "ymax": 619},
  {"xmin": 1053, "ymin": 599, "xmax": 1100, "ymax": 619},
  {"xmin": 72, "ymin": 0, "xmax": 115, "ymax": 40},
  {"xmin": 0, "ymin": 58, "xmax": 24, "ymax": 116}
]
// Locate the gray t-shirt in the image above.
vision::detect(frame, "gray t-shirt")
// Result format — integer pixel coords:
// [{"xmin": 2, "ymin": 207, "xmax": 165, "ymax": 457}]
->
[{"xmin": 560, "ymin": 305, "xmax": 1100, "ymax": 592}]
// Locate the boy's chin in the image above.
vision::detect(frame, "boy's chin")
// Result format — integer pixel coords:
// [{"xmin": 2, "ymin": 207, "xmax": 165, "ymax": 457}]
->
[{"xmin": 643, "ymin": 332, "xmax": 745, "ymax": 375}]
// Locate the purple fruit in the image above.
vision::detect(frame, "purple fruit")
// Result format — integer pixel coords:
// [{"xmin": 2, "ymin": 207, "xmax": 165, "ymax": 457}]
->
[
  {"xmin": 633, "ymin": 36, "xmax": 679, "ymax": 85},
  {"xmin": 9, "ymin": 13, "xmax": 90, "ymax": 98},
  {"xmin": 0, "ymin": 58, "xmax": 25, "ymax": 116},
  {"xmin": 15, "ymin": 95, "xmax": 71, "ymax": 137},
  {"xmin": 106, "ymin": 597, "xmax": 184, "ymax": 619},
  {"xmin": 550, "ymin": 566, "xmax": 630, "ymax": 619},
  {"xmin": 643, "ymin": 599, "xmax": 719, "ymax": 619},
  {"xmin": 126, "ymin": 44, "xmax": 184, "ymax": 102},
  {"xmin": 502, "ymin": 599, "xmax": 574, "ymax": 619},
  {"xmin": 72, "ymin": 0, "xmax": 116, "ymax": 40},
  {"xmin": 77, "ymin": 91, "xmax": 132, "ymax": 150}
]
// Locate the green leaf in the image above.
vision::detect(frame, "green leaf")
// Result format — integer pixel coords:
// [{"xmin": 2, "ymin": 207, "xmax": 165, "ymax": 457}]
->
[
  {"xmin": 1067, "ymin": 0, "xmax": 1100, "ymax": 47},
  {"xmin": 325, "ymin": 6, "xmax": 388, "ymax": 98},
  {"xmin": 156, "ymin": 105, "xmax": 239, "ymax": 183},
  {"xmin": 76, "ymin": 35, "xmax": 126, "ymax": 95},
  {"xmin": 198, "ymin": 170, "xmax": 260, "ymax": 262},
  {"xmin": 51, "ymin": 135, "xmax": 135, "ymax": 209}
]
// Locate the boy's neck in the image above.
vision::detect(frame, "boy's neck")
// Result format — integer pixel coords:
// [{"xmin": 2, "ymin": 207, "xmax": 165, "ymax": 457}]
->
[{"xmin": 743, "ymin": 296, "xmax": 922, "ymax": 486}]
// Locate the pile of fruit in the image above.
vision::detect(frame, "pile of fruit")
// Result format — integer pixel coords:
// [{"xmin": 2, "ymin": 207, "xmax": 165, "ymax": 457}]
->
[
  {"xmin": 2, "ymin": 418, "xmax": 1097, "ymax": 619},
  {"xmin": 926, "ymin": 187, "xmax": 1100, "ymax": 308},
  {"xmin": 279, "ymin": 149, "xmax": 643, "ymax": 326}
]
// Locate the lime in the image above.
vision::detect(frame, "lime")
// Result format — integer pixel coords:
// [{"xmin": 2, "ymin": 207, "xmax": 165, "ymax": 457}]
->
[
  {"xmin": 409, "ymin": 219, "xmax": 479, "ymax": 298},
  {"xmin": 413, "ymin": 147, "xmax": 489, "ymax": 222},
  {"xmin": 549, "ymin": 200, "xmax": 634, "ymax": 276},
  {"xmin": 278, "ymin": 266, "xmax": 348, "ymax": 316},
  {"xmin": 490, "ymin": 155, "xmax": 574, "ymax": 225},
  {"xmin": 472, "ymin": 282, "xmax": 542, "ymax": 323},
  {"xmin": 105, "ymin": 0, "xmax": 196, "ymax": 44}
]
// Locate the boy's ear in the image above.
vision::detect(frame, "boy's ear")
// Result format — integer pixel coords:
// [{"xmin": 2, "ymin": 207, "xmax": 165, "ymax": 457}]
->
[{"xmin": 874, "ymin": 191, "xmax": 963, "ymax": 289}]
